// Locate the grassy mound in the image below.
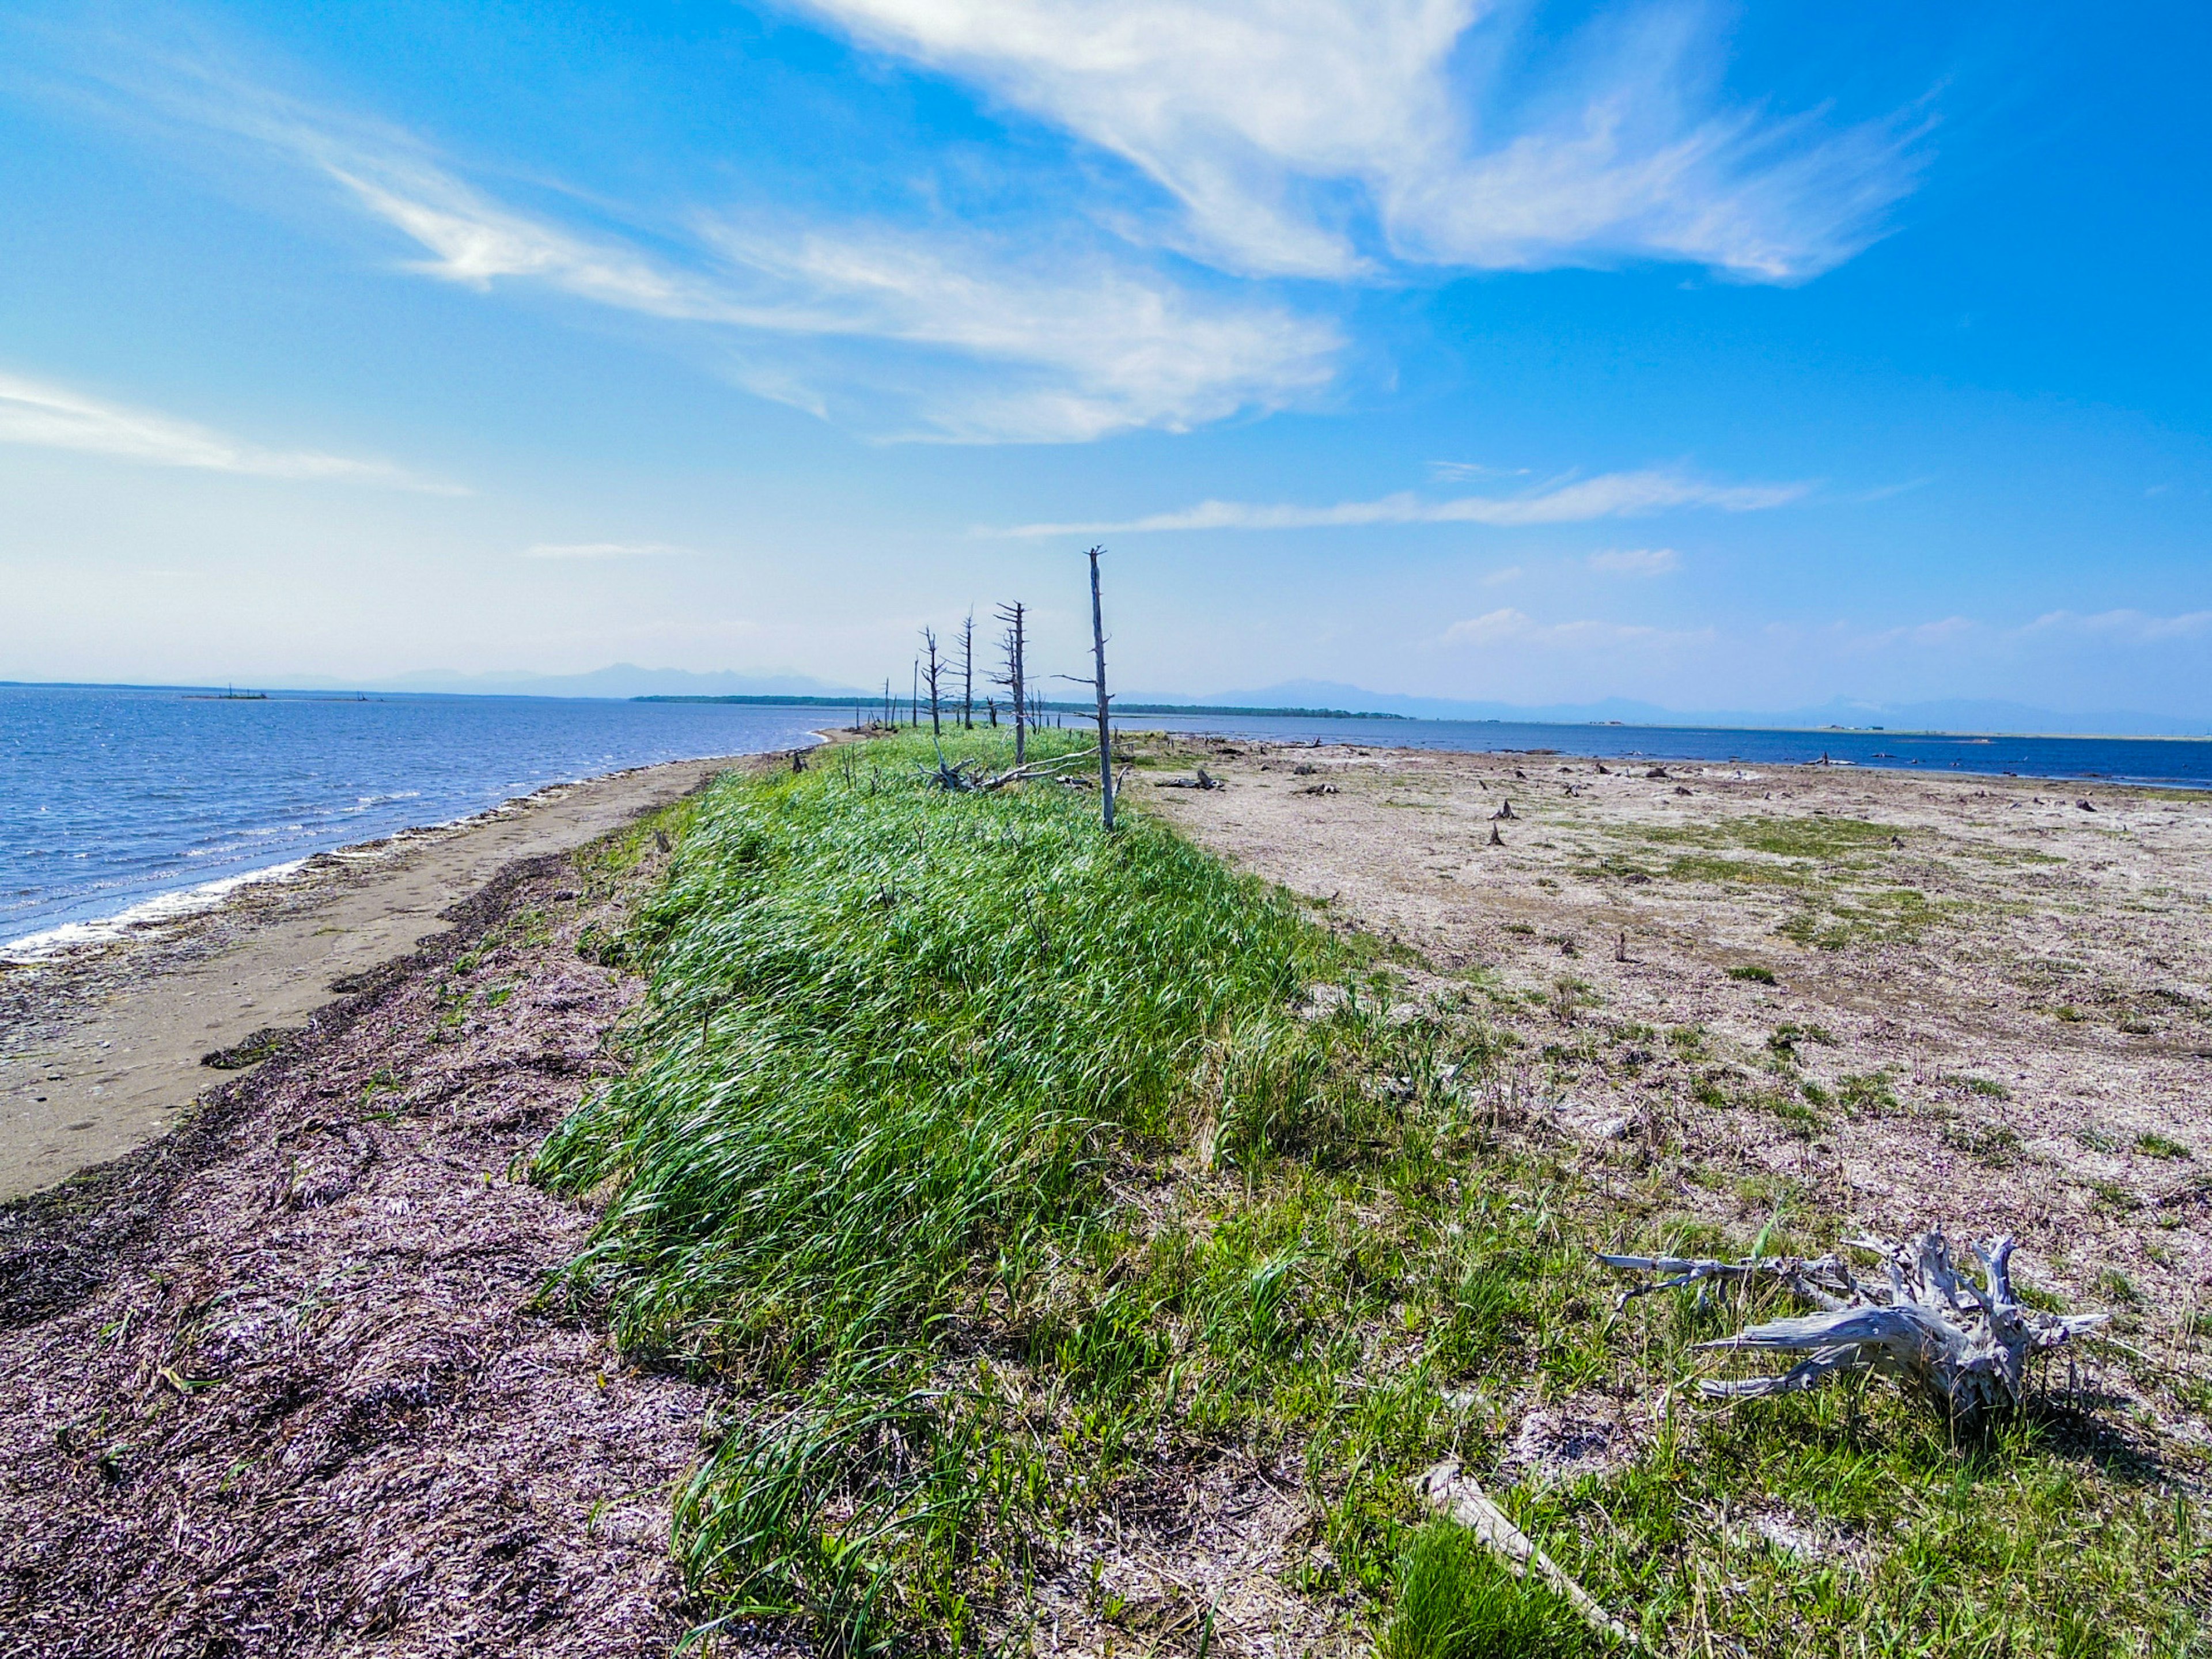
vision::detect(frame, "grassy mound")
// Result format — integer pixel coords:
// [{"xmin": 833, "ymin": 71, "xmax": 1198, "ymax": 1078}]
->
[{"xmin": 538, "ymin": 730, "xmax": 2202, "ymax": 1658}]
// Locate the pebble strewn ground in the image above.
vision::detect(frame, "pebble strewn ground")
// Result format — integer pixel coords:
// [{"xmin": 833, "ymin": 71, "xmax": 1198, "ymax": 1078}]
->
[{"xmin": 0, "ymin": 850, "xmax": 715, "ymax": 1659}]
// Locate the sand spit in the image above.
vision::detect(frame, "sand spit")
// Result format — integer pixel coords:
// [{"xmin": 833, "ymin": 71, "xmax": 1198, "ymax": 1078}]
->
[
  {"xmin": 0, "ymin": 755, "xmax": 744, "ymax": 1202},
  {"xmin": 0, "ymin": 838, "xmax": 719, "ymax": 1658},
  {"xmin": 1143, "ymin": 735, "xmax": 2212, "ymax": 1337}
]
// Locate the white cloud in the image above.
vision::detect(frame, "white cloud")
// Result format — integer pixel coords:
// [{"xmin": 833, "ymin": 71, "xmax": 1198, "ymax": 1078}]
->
[
  {"xmin": 1480, "ymin": 564, "xmax": 1522, "ymax": 586},
  {"xmin": 1430, "ymin": 460, "xmax": 1532, "ymax": 483},
  {"xmin": 1438, "ymin": 606, "xmax": 1707, "ymax": 648},
  {"xmin": 1003, "ymin": 468, "xmax": 1805, "ymax": 535},
  {"xmin": 794, "ymin": 0, "xmax": 1925, "ymax": 281},
  {"xmin": 316, "ymin": 142, "xmax": 1340, "ymax": 442},
  {"xmin": 1588, "ymin": 546, "xmax": 1678, "ymax": 575},
  {"xmin": 695, "ymin": 218, "xmax": 1340, "ymax": 440},
  {"xmin": 2021, "ymin": 608, "xmax": 2212, "ymax": 642},
  {"xmin": 0, "ymin": 370, "xmax": 455, "ymax": 490},
  {"xmin": 522, "ymin": 541, "xmax": 692, "ymax": 559}
]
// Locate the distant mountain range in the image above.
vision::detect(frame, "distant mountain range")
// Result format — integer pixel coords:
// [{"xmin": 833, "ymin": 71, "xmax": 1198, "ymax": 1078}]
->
[{"xmin": 42, "ymin": 664, "xmax": 2200, "ymax": 737}]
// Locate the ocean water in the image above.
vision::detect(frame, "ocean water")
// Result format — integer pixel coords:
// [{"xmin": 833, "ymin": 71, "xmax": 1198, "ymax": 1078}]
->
[
  {"xmin": 8, "ymin": 684, "xmax": 2209, "ymax": 957},
  {"xmin": 1, "ymin": 685, "xmax": 835, "ymax": 955},
  {"xmin": 1129, "ymin": 709, "xmax": 2212, "ymax": 787}
]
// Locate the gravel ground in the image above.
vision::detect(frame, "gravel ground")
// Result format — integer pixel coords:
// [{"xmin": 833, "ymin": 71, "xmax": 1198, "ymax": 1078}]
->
[{"xmin": 1142, "ymin": 734, "xmax": 2212, "ymax": 1418}]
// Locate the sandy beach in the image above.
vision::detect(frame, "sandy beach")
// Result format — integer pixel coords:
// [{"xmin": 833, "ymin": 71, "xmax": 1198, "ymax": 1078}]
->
[{"xmin": 0, "ymin": 754, "xmax": 758, "ymax": 1201}]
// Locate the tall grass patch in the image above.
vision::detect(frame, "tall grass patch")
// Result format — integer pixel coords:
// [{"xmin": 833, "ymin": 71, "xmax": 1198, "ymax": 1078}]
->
[{"xmin": 536, "ymin": 732, "xmax": 1350, "ymax": 1645}]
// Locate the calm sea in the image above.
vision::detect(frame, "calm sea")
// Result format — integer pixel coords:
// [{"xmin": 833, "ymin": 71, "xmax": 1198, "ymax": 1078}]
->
[
  {"xmin": 7, "ymin": 685, "xmax": 2209, "ymax": 957},
  {"xmin": 1, "ymin": 685, "xmax": 832, "ymax": 955},
  {"xmin": 1126, "ymin": 709, "xmax": 2212, "ymax": 787}
]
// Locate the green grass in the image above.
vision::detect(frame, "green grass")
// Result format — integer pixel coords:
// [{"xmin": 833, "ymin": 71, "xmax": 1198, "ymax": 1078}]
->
[
  {"xmin": 1381, "ymin": 1522, "xmax": 1603, "ymax": 1659},
  {"xmin": 1630, "ymin": 814, "xmax": 1904, "ymax": 861},
  {"xmin": 1727, "ymin": 964, "xmax": 1778, "ymax": 984},
  {"xmin": 533, "ymin": 729, "xmax": 2207, "ymax": 1657}
]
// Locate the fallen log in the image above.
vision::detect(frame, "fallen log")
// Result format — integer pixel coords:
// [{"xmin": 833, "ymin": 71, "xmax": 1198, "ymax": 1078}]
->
[{"xmin": 1600, "ymin": 1233, "xmax": 2109, "ymax": 1416}]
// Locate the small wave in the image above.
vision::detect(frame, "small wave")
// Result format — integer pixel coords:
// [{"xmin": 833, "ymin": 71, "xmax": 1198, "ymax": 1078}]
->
[{"xmin": 1, "ymin": 858, "xmax": 310, "ymax": 962}]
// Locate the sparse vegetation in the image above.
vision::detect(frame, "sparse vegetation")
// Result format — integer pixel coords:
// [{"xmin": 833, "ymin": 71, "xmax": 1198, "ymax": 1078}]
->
[{"xmin": 1726, "ymin": 964, "xmax": 1777, "ymax": 984}]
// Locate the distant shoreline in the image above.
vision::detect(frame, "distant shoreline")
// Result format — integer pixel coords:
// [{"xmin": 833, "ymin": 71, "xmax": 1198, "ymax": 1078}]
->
[
  {"xmin": 8, "ymin": 681, "xmax": 2206, "ymax": 740},
  {"xmin": 634, "ymin": 692, "xmax": 1411, "ymax": 719}
]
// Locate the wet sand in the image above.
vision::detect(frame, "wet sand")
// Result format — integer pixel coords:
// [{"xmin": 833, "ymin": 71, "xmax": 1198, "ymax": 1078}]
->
[{"xmin": 0, "ymin": 755, "xmax": 756, "ymax": 1200}]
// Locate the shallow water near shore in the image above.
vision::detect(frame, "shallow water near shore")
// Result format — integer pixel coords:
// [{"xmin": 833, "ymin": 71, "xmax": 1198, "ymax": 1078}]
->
[
  {"xmin": 1128, "ymin": 709, "xmax": 2212, "ymax": 787},
  {"xmin": 1, "ymin": 685, "xmax": 828, "ymax": 953}
]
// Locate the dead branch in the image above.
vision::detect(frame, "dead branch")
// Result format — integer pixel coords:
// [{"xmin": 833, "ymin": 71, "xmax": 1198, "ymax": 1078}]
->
[
  {"xmin": 1601, "ymin": 1233, "xmax": 2109, "ymax": 1416},
  {"xmin": 1419, "ymin": 1461, "xmax": 1637, "ymax": 1647},
  {"xmin": 976, "ymin": 751, "xmax": 1096, "ymax": 791}
]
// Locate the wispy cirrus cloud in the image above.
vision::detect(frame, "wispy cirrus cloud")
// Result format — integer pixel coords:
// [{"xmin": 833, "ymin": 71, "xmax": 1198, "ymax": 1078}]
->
[
  {"xmin": 793, "ymin": 0, "xmax": 1927, "ymax": 282},
  {"xmin": 54, "ymin": 5, "xmax": 1923, "ymax": 446},
  {"xmin": 1588, "ymin": 546, "xmax": 1679, "ymax": 575},
  {"xmin": 2021, "ymin": 608, "xmax": 2212, "ymax": 642},
  {"xmin": 95, "ymin": 68, "xmax": 1339, "ymax": 444},
  {"xmin": 1001, "ymin": 468, "xmax": 1806, "ymax": 535},
  {"xmin": 522, "ymin": 541, "xmax": 692, "ymax": 559},
  {"xmin": 1439, "ymin": 607, "xmax": 1711, "ymax": 649},
  {"xmin": 0, "ymin": 370, "xmax": 456, "ymax": 490}
]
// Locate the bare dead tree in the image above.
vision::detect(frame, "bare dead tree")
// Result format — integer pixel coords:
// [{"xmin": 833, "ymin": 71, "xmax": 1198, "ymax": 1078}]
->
[
  {"xmin": 958, "ymin": 612, "xmax": 975, "ymax": 728},
  {"xmin": 922, "ymin": 628, "xmax": 945, "ymax": 738},
  {"xmin": 1051, "ymin": 547, "xmax": 1118, "ymax": 826},
  {"xmin": 1085, "ymin": 546, "xmax": 1115, "ymax": 829},
  {"xmin": 991, "ymin": 601, "xmax": 1028, "ymax": 765}
]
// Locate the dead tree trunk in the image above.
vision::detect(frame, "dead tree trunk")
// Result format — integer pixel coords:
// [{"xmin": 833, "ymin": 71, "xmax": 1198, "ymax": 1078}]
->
[
  {"xmin": 1086, "ymin": 546, "xmax": 1115, "ymax": 830},
  {"xmin": 922, "ymin": 628, "xmax": 944, "ymax": 739},
  {"xmin": 993, "ymin": 601, "xmax": 1027, "ymax": 766},
  {"xmin": 959, "ymin": 611, "xmax": 975, "ymax": 728}
]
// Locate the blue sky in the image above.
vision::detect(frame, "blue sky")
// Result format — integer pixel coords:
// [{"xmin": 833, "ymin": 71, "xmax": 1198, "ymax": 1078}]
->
[{"xmin": 2, "ymin": 0, "xmax": 2207, "ymax": 717}]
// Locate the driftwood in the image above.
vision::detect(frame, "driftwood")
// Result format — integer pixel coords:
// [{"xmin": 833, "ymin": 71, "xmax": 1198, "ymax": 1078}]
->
[
  {"xmin": 1154, "ymin": 767, "xmax": 1222, "ymax": 790},
  {"xmin": 924, "ymin": 748, "xmax": 1097, "ymax": 793},
  {"xmin": 1419, "ymin": 1461, "xmax": 1636, "ymax": 1647},
  {"xmin": 1600, "ymin": 1233, "xmax": 2109, "ymax": 1416}
]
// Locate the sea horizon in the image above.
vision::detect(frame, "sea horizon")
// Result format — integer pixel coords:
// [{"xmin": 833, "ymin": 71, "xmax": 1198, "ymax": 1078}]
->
[{"xmin": 7, "ymin": 679, "xmax": 2210, "ymax": 957}]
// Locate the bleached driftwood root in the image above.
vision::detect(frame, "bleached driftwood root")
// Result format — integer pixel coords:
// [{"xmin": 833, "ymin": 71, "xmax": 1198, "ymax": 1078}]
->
[
  {"xmin": 1419, "ymin": 1461, "xmax": 1636, "ymax": 1647},
  {"xmin": 1600, "ymin": 1233, "xmax": 2109, "ymax": 1416}
]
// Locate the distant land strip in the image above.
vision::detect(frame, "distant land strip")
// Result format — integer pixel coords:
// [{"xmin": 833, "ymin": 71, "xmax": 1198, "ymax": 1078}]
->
[{"xmin": 631, "ymin": 694, "xmax": 1409, "ymax": 719}]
